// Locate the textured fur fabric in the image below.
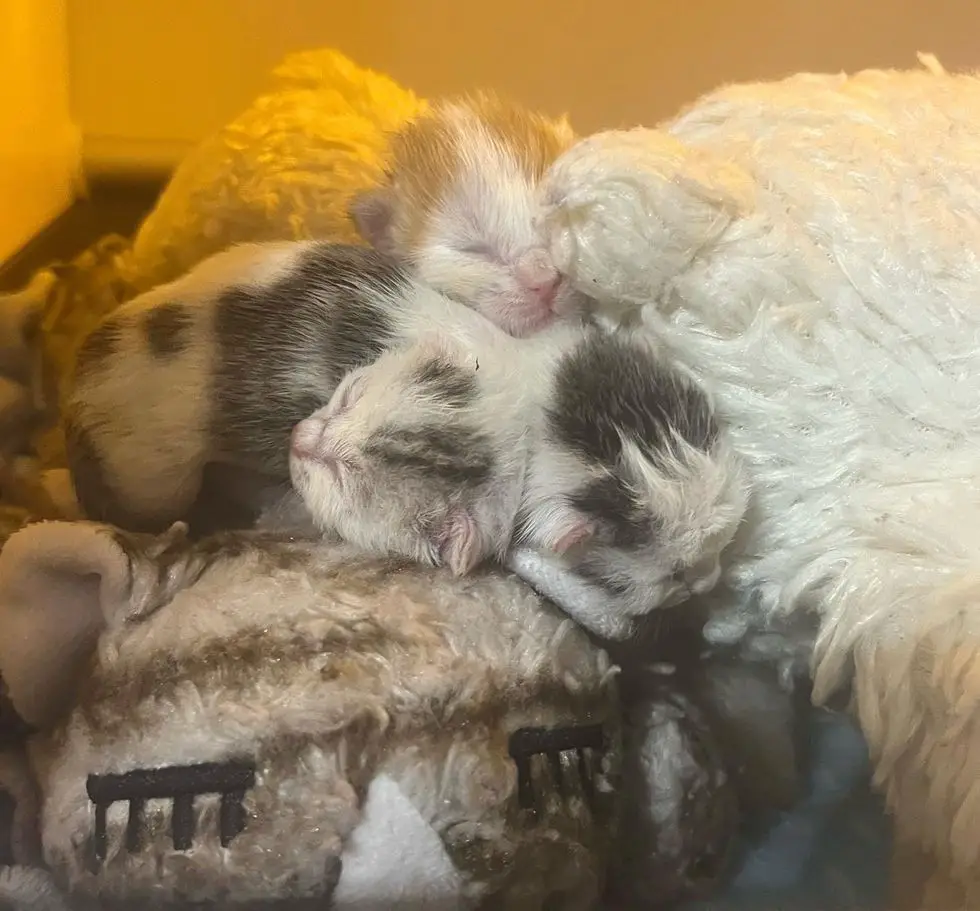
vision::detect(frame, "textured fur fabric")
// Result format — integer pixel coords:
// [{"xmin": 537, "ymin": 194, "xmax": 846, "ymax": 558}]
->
[
  {"xmin": 539, "ymin": 53, "xmax": 980, "ymax": 896},
  {"xmin": 120, "ymin": 48, "xmax": 426, "ymax": 296},
  {"xmin": 0, "ymin": 866, "xmax": 71, "ymax": 911},
  {"xmin": 0, "ymin": 521, "xmax": 619, "ymax": 909}
]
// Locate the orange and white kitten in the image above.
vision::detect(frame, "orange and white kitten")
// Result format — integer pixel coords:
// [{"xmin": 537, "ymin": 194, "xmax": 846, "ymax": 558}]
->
[{"xmin": 349, "ymin": 93, "xmax": 591, "ymax": 338}]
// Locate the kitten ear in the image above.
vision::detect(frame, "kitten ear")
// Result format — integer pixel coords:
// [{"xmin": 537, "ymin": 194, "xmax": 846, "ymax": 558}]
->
[
  {"xmin": 349, "ymin": 189, "xmax": 397, "ymax": 256},
  {"xmin": 435, "ymin": 508, "xmax": 484, "ymax": 576},
  {"xmin": 540, "ymin": 506, "xmax": 597, "ymax": 556}
]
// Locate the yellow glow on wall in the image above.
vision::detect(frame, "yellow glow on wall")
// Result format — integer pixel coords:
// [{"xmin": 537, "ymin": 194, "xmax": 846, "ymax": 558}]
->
[
  {"xmin": 0, "ymin": 0, "xmax": 81, "ymax": 263},
  {"xmin": 67, "ymin": 0, "xmax": 390, "ymax": 175},
  {"xmin": 67, "ymin": 0, "xmax": 980, "ymax": 177}
]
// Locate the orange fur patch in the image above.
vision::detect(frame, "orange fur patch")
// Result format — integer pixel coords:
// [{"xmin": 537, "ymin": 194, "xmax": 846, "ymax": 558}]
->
[{"xmin": 382, "ymin": 92, "xmax": 575, "ymax": 251}]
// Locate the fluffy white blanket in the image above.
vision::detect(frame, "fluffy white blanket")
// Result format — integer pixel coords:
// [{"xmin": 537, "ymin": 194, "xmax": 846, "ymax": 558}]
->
[{"xmin": 540, "ymin": 53, "xmax": 980, "ymax": 900}]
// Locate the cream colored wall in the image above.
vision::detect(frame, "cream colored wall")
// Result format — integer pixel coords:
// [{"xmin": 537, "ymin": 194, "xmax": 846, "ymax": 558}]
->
[
  {"xmin": 68, "ymin": 0, "xmax": 390, "ymax": 175},
  {"xmin": 68, "ymin": 0, "xmax": 980, "ymax": 175},
  {"xmin": 0, "ymin": 0, "xmax": 82, "ymax": 262}
]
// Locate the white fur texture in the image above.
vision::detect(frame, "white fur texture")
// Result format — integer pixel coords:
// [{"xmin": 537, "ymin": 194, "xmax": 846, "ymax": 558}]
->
[
  {"xmin": 291, "ymin": 319, "xmax": 747, "ymax": 638},
  {"xmin": 408, "ymin": 100, "xmax": 584, "ymax": 338},
  {"xmin": 540, "ymin": 55, "xmax": 980, "ymax": 889},
  {"xmin": 350, "ymin": 93, "xmax": 589, "ymax": 340},
  {"xmin": 289, "ymin": 322, "xmax": 546, "ymax": 573},
  {"xmin": 332, "ymin": 773, "xmax": 470, "ymax": 910},
  {"xmin": 507, "ymin": 548, "xmax": 636, "ymax": 640}
]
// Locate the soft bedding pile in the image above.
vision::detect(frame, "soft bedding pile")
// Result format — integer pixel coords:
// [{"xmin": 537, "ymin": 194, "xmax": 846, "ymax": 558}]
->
[{"xmin": 0, "ymin": 44, "xmax": 928, "ymax": 910}]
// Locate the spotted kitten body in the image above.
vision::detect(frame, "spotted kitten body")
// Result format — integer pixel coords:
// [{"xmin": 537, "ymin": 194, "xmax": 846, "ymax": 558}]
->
[
  {"xmin": 64, "ymin": 241, "xmax": 548, "ymax": 536},
  {"xmin": 290, "ymin": 320, "xmax": 748, "ymax": 639}
]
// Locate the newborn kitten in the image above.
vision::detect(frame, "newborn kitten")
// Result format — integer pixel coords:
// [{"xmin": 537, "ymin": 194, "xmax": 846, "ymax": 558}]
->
[
  {"xmin": 289, "ymin": 321, "xmax": 747, "ymax": 640},
  {"xmin": 349, "ymin": 92, "xmax": 590, "ymax": 337},
  {"xmin": 64, "ymin": 240, "xmax": 567, "ymax": 536}
]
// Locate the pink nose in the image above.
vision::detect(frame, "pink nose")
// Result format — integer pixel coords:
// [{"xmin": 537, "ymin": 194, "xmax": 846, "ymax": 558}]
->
[
  {"xmin": 516, "ymin": 249, "xmax": 562, "ymax": 311},
  {"xmin": 290, "ymin": 417, "xmax": 325, "ymax": 460}
]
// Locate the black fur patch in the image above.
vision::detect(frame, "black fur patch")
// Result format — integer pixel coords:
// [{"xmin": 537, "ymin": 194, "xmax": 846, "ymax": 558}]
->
[
  {"xmin": 143, "ymin": 302, "xmax": 192, "ymax": 359},
  {"xmin": 211, "ymin": 243, "xmax": 405, "ymax": 477},
  {"xmin": 412, "ymin": 355, "xmax": 478, "ymax": 409},
  {"xmin": 548, "ymin": 331, "xmax": 718, "ymax": 470},
  {"xmin": 184, "ymin": 463, "xmax": 288, "ymax": 538},
  {"xmin": 74, "ymin": 319, "xmax": 124, "ymax": 380},
  {"xmin": 364, "ymin": 425, "xmax": 494, "ymax": 486},
  {"xmin": 0, "ymin": 682, "xmax": 35, "ymax": 748},
  {"xmin": 574, "ymin": 556, "xmax": 635, "ymax": 598},
  {"xmin": 547, "ymin": 332, "xmax": 717, "ymax": 542},
  {"xmin": 62, "ymin": 418, "xmax": 112, "ymax": 522},
  {"xmin": 570, "ymin": 474, "xmax": 654, "ymax": 549}
]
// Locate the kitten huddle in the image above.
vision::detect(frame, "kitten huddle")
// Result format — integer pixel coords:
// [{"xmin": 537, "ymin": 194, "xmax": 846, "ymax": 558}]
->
[
  {"xmin": 63, "ymin": 91, "xmax": 748, "ymax": 639},
  {"xmin": 40, "ymin": 90, "xmax": 796, "ymax": 907},
  {"xmin": 290, "ymin": 324, "xmax": 745, "ymax": 640}
]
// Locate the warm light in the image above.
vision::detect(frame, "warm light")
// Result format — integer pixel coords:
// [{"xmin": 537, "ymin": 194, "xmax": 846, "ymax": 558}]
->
[{"xmin": 0, "ymin": 0, "xmax": 81, "ymax": 263}]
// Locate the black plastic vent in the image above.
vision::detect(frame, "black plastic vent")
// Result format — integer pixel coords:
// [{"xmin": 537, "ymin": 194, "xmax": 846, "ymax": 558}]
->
[
  {"xmin": 508, "ymin": 723, "xmax": 606, "ymax": 812},
  {"xmin": 86, "ymin": 759, "xmax": 256, "ymax": 864}
]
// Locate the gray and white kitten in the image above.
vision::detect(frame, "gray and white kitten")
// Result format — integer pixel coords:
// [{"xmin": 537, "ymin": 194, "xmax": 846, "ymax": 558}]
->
[
  {"xmin": 64, "ymin": 240, "xmax": 557, "ymax": 537},
  {"xmin": 289, "ymin": 314, "xmax": 748, "ymax": 640}
]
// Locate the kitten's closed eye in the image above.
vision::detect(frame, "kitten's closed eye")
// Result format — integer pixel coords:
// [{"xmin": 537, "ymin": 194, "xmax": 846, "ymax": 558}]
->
[
  {"xmin": 461, "ymin": 242, "xmax": 497, "ymax": 259},
  {"xmin": 327, "ymin": 371, "xmax": 367, "ymax": 421},
  {"xmin": 336, "ymin": 378, "xmax": 363, "ymax": 412}
]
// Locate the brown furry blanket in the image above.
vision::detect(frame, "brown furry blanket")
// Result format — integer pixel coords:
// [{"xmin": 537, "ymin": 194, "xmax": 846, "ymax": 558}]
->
[{"xmin": 0, "ymin": 235, "xmax": 139, "ymax": 544}]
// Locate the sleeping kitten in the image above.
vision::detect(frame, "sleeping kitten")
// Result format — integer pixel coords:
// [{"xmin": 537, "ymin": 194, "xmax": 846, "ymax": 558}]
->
[
  {"xmin": 289, "ymin": 321, "xmax": 747, "ymax": 640},
  {"xmin": 349, "ymin": 92, "xmax": 591, "ymax": 338},
  {"xmin": 64, "ymin": 241, "xmax": 569, "ymax": 536}
]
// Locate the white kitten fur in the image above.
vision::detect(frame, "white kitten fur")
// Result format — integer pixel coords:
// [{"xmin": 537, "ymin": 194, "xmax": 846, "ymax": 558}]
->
[
  {"xmin": 350, "ymin": 95, "xmax": 589, "ymax": 339},
  {"xmin": 417, "ymin": 109, "xmax": 583, "ymax": 337},
  {"xmin": 290, "ymin": 319, "xmax": 747, "ymax": 638},
  {"xmin": 290, "ymin": 319, "xmax": 577, "ymax": 575}
]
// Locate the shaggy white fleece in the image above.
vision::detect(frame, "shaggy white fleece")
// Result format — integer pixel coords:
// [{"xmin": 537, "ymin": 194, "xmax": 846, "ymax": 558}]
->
[{"xmin": 540, "ymin": 54, "xmax": 980, "ymax": 898}]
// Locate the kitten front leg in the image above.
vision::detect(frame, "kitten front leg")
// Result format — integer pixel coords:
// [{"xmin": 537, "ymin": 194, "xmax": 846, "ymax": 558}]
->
[{"xmin": 506, "ymin": 547, "xmax": 638, "ymax": 641}]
